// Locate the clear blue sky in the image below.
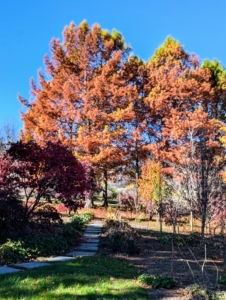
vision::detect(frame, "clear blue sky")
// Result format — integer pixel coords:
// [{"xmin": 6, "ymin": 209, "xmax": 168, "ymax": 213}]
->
[{"xmin": 1, "ymin": 0, "xmax": 226, "ymax": 133}]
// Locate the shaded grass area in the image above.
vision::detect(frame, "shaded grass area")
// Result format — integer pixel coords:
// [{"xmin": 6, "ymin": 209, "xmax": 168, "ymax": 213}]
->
[{"xmin": 0, "ymin": 256, "xmax": 149, "ymax": 300}]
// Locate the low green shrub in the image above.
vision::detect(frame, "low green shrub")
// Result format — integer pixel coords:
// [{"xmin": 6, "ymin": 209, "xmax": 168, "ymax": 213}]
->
[
  {"xmin": 0, "ymin": 239, "xmax": 28, "ymax": 264},
  {"xmin": 23, "ymin": 234, "xmax": 68, "ymax": 256},
  {"xmin": 137, "ymin": 274, "xmax": 177, "ymax": 289},
  {"xmin": 70, "ymin": 211, "xmax": 94, "ymax": 229},
  {"xmin": 218, "ymin": 274, "xmax": 226, "ymax": 285},
  {"xmin": 62, "ymin": 224, "xmax": 81, "ymax": 242},
  {"xmin": 185, "ymin": 232, "xmax": 201, "ymax": 246},
  {"xmin": 107, "ymin": 185, "xmax": 119, "ymax": 199},
  {"xmin": 161, "ymin": 232, "xmax": 200, "ymax": 247},
  {"xmin": 0, "ymin": 234, "xmax": 68, "ymax": 264},
  {"xmin": 188, "ymin": 284, "xmax": 209, "ymax": 299}
]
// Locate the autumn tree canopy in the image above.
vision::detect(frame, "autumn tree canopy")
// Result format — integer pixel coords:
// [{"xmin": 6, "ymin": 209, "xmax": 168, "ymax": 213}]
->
[{"xmin": 19, "ymin": 22, "xmax": 226, "ymax": 223}]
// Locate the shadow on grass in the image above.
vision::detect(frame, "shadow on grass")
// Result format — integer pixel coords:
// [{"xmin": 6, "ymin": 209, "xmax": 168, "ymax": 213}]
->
[{"xmin": 0, "ymin": 256, "xmax": 149, "ymax": 300}]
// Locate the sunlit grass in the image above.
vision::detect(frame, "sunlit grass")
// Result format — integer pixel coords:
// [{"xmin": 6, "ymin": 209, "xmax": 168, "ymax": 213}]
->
[{"xmin": 0, "ymin": 256, "xmax": 149, "ymax": 300}]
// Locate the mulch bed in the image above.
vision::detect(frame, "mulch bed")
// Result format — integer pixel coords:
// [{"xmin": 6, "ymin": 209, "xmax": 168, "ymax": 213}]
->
[{"xmin": 98, "ymin": 220, "xmax": 226, "ymax": 299}]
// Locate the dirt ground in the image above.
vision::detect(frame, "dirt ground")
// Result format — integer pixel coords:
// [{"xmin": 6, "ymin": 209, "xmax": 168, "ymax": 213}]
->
[{"xmin": 91, "ymin": 207, "xmax": 226, "ymax": 299}]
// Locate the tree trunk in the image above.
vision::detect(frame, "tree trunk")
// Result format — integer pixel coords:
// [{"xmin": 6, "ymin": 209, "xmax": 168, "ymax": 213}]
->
[
  {"xmin": 171, "ymin": 231, "xmax": 175, "ymax": 278},
  {"xmin": 190, "ymin": 210, "xmax": 193, "ymax": 233},
  {"xmin": 101, "ymin": 169, "xmax": 108, "ymax": 207},
  {"xmin": 85, "ymin": 197, "xmax": 94, "ymax": 208},
  {"xmin": 135, "ymin": 154, "xmax": 139, "ymax": 219},
  {"xmin": 159, "ymin": 210, "xmax": 163, "ymax": 237},
  {"xmin": 201, "ymin": 203, "xmax": 207, "ymax": 239}
]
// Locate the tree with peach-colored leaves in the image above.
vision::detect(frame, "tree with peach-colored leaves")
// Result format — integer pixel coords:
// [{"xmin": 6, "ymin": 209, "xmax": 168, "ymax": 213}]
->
[
  {"xmin": 118, "ymin": 56, "xmax": 152, "ymax": 178},
  {"xmin": 145, "ymin": 37, "xmax": 213, "ymax": 126},
  {"xmin": 144, "ymin": 38, "xmax": 226, "ymax": 237},
  {"xmin": 19, "ymin": 21, "xmax": 131, "ymax": 206},
  {"xmin": 159, "ymin": 106, "xmax": 226, "ymax": 238},
  {"xmin": 19, "ymin": 21, "xmax": 129, "ymax": 146}
]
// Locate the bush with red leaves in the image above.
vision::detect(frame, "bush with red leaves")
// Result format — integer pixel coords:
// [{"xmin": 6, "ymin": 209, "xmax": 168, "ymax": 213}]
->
[{"xmin": 0, "ymin": 141, "xmax": 92, "ymax": 237}]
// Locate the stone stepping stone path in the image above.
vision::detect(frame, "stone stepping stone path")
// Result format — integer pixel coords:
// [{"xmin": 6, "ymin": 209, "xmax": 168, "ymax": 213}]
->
[
  {"xmin": 84, "ymin": 238, "xmax": 99, "ymax": 243},
  {"xmin": 46, "ymin": 256, "xmax": 76, "ymax": 262},
  {"xmin": 0, "ymin": 266, "xmax": 21, "ymax": 274},
  {"xmin": 66, "ymin": 251, "xmax": 96, "ymax": 256},
  {"xmin": 76, "ymin": 243, "xmax": 99, "ymax": 251},
  {"xmin": 0, "ymin": 220, "xmax": 103, "ymax": 275},
  {"xmin": 47, "ymin": 220, "xmax": 103, "ymax": 260},
  {"xmin": 83, "ymin": 233, "xmax": 100, "ymax": 238},
  {"xmin": 14, "ymin": 262, "xmax": 51, "ymax": 269}
]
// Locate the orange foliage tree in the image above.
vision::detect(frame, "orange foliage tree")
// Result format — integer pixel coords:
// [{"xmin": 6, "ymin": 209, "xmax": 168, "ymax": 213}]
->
[
  {"xmin": 144, "ymin": 37, "xmax": 226, "ymax": 237},
  {"xmin": 19, "ymin": 21, "xmax": 132, "ymax": 206}
]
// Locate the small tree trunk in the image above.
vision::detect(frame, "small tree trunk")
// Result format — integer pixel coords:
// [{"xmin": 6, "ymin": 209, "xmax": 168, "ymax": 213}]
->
[
  {"xmin": 159, "ymin": 212, "xmax": 163, "ymax": 237},
  {"xmin": 190, "ymin": 210, "xmax": 193, "ymax": 233},
  {"xmin": 85, "ymin": 197, "xmax": 93, "ymax": 208},
  {"xmin": 135, "ymin": 154, "xmax": 140, "ymax": 220},
  {"xmin": 171, "ymin": 231, "xmax": 175, "ymax": 278},
  {"xmin": 135, "ymin": 172, "xmax": 139, "ymax": 220},
  {"xmin": 201, "ymin": 204, "xmax": 207, "ymax": 239},
  {"xmin": 156, "ymin": 211, "xmax": 159, "ymax": 224},
  {"xmin": 101, "ymin": 169, "xmax": 108, "ymax": 207}
]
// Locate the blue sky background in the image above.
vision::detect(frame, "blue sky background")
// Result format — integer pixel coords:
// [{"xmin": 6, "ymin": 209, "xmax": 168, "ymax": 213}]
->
[{"xmin": 1, "ymin": 0, "xmax": 226, "ymax": 133}]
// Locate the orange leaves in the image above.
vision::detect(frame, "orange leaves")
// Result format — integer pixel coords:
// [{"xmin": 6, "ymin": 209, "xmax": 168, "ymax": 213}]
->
[{"xmin": 19, "ymin": 23, "xmax": 226, "ymax": 197}]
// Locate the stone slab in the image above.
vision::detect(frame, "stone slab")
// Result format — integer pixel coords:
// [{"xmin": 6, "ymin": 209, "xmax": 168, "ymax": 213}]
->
[
  {"xmin": 88, "ymin": 226, "xmax": 102, "ymax": 229},
  {"xmin": 89, "ymin": 223, "xmax": 102, "ymax": 227},
  {"xmin": 66, "ymin": 251, "xmax": 96, "ymax": 257},
  {"xmin": 14, "ymin": 262, "xmax": 51, "ymax": 269},
  {"xmin": 45, "ymin": 256, "xmax": 76, "ymax": 262},
  {"xmin": 83, "ymin": 233, "xmax": 99, "ymax": 238},
  {"xmin": 85, "ymin": 227, "xmax": 102, "ymax": 231},
  {"xmin": 76, "ymin": 244, "xmax": 98, "ymax": 251},
  {"xmin": 84, "ymin": 231, "xmax": 101, "ymax": 235},
  {"xmin": 83, "ymin": 238, "xmax": 99, "ymax": 243},
  {"xmin": 0, "ymin": 266, "xmax": 21, "ymax": 274}
]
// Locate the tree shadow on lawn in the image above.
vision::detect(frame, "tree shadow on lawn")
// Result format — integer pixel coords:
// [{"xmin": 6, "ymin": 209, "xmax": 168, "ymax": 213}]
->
[{"xmin": 0, "ymin": 256, "xmax": 149, "ymax": 300}]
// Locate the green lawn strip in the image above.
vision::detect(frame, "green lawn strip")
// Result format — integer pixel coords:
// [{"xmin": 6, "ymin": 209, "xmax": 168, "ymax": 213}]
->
[{"xmin": 0, "ymin": 256, "xmax": 149, "ymax": 300}]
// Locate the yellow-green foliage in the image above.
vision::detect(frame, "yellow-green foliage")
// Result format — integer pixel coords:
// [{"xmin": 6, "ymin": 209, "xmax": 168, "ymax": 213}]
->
[{"xmin": 138, "ymin": 159, "xmax": 164, "ymax": 205}]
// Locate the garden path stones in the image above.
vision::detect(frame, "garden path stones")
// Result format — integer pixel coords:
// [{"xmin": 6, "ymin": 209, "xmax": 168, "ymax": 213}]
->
[
  {"xmin": 85, "ymin": 229, "xmax": 101, "ymax": 232},
  {"xmin": 66, "ymin": 251, "xmax": 96, "ymax": 257},
  {"xmin": 0, "ymin": 266, "xmax": 21, "ymax": 274},
  {"xmin": 76, "ymin": 243, "xmax": 99, "ymax": 251},
  {"xmin": 83, "ymin": 233, "xmax": 100, "ymax": 239},
  {"xmin": 45, "ymin": 256, "xmax": 76, "ymax": 262},
  {"xmin": 1, "ymin": 219, "xmax": 103, "ymax": 273},
  {"xmin": 83, "ymin": 238, "xmax": 99, "ymax": 243},
  {"xmin": 13, "ymin": 262, "xmax": 51, "ymax": 269}
]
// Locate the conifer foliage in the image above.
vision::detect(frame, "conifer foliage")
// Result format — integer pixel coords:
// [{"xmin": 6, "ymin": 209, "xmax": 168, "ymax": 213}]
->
[{"xmin": 19, "ymin": 21, "xmax": 226, "ymax": 230}]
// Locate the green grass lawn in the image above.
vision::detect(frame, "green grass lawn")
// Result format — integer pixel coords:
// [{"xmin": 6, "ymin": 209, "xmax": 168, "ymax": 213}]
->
[{"xmin": 0, "ymin": 256, "xmax": 149, "ymax": 300}]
